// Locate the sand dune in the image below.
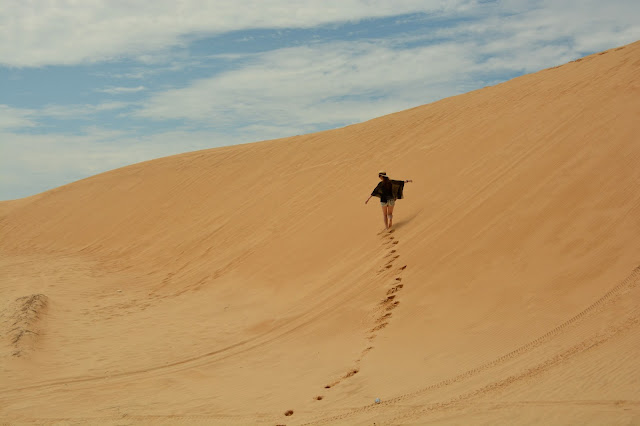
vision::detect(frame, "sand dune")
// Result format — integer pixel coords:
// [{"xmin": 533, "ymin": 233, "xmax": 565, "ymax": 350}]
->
[{"xmin": 1, "ymin": 41, "xmax": 639, "ymax": 425}]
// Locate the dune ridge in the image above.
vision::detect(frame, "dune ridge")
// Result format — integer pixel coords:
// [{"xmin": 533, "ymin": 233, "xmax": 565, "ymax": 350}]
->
[{"xmin": 1, "ymin": 41, "xmax": 639, "ymax": 425}]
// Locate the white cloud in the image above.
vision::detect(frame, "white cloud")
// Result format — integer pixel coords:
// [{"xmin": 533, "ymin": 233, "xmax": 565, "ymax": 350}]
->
[
  {"xmin": 134, "ymin": 40, "xmax": 474, "ymax": 131},
  {"xmin": 128, "ymin": 0, "xmax": 639, "ymax": 132},
  {"xmin": 93, "ymin": 70, "xmax": 153, "ymax": 79},
  {"xmin": 39, "ymin": 102, "xmax": 131, "ymax": 118},
  {"xmin": 0, "ymin": 127, "xmax": 239, "ymax": 200},
  {"xmin": 97, "ymin": 86, "xmax": 146, "ymax": 94},
  {"xmin": 0, "ymin": 105, "xmax": 37, "ymax": 130},
  {"xmin": 0, "ymin": 102, "xmax": 132, "ymax": 134},
  {"xmin": 431, "ymin": 1, "xmax": 640, "ymax": 55},
  {"xmin": 0, "ymin": 0, "xmax": 472, "ymax": 67},
  {"xmin": 2, "ymin": 0, "xmax": 638, "ymax": 200}
]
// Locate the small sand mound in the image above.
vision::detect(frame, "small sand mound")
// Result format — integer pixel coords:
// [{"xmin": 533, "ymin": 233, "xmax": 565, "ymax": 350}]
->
[{"xmin": 2, "ymin": 294, "xmax": 48, "ymax": 357}]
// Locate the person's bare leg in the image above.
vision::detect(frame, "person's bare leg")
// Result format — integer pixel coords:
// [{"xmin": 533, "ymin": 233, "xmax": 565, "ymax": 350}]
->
[
  {"xmin": 387, "ymin": 204, "xmax": 395, "ymax": 228},
  {"xmin": 381, "ymin": 205, "xmax": 389, "ymax": 229}
]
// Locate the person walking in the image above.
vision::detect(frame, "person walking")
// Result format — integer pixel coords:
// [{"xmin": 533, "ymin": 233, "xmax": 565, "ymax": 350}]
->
[{"xmin": 365, "ymin": 171, "xmax": 412, "ymax": 230}]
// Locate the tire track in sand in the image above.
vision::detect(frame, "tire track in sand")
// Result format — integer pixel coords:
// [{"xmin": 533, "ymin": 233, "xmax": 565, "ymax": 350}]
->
[
  {"xmin": 303, "ymin": 265, "xmax": 640, "ymax": 425},
  {"xmin": 0, "ymin": 248, "xmax": 386, "ymax": 395}
]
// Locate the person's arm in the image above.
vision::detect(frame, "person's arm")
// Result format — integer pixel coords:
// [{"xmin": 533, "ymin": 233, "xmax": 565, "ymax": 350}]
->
[{"xmin": 367, "ymin": 183, "xmax": 382, "ymax": 204}]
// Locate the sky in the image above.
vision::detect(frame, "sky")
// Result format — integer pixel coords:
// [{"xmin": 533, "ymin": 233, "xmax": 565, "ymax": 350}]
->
[{"xmin": 1, "ymin": 1, "xmax": 639, "ymax": 200}]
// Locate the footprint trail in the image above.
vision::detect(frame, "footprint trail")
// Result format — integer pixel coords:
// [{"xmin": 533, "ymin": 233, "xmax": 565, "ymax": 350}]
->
[{"xmin": 317, "ymin": 228, "xmax": 409, "ymax": 396}]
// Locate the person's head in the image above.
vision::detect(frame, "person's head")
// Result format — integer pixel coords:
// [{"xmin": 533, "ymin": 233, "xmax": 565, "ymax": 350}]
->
[{"xmin": 378, "ymin": 171, "xmax": 389, "ymax": 181}]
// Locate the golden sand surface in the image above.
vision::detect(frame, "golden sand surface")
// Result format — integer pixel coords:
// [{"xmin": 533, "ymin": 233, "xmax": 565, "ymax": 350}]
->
[{"xmin": 1, "ymin": 41, "xmax": 639, "ymax": 425}]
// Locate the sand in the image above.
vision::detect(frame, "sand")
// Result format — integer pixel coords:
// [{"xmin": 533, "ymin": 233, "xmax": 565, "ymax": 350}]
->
[{"xmin": 1, "ymin": 41, "xmax": 639, "ymax": 425}]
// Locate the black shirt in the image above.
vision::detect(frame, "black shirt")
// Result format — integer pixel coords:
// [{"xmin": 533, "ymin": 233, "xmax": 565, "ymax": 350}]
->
[{"xmin": 371, "ymin": 180, "xmax": 394, "ymax": 202}]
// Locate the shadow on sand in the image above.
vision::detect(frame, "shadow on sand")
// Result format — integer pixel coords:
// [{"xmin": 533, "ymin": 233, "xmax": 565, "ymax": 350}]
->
[{"xmin": 390, "ymin": 208, "xmax": 421, "ymax": 231}]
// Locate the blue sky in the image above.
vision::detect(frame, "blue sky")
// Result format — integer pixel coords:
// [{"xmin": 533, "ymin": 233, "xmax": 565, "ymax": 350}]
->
[{"xmin": 1, "ymin": 1, "xmax": 639, "ymax": 200}]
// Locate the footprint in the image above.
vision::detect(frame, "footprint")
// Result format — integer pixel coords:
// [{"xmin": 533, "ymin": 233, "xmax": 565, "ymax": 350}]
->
[
  {"xmin": 344, "ymin": 368, "xmax": 359, "ymax": 378},
  {"xmin": 386, "ymin": 301, "xmax": 400, "ymax": 311},
  {"xmin": 379, "ymin": 295, "xmax": 397, "ymax": 308},
  {"xmin": 399, "ymin": 265, "xmax": 407, "ymax": 270},
  {"xmin": 392, "ymin": 241, "xmax": 399, "ymax": 245},
  {"xmin": 361, "ymin": 346, "xmax": 374, "ymax": 355},
  {"xmin": 284, "ymin": 410, "xmax": 294, "ymax": 416},
  {"xmin": 395, "ymin": 277, "xmax": 402, "ymax": 281},
  {"xmin": 377, "ymin": 313, "xmax": 392, "ymax": 322},
  {"xmin": 385, "ymin": 264, "xmax": 393, "ymax": 269},
  {"xmin": 314, "ymin": 396, "xmax": 324, "ymax": 401},
  {"xmin": 386, "ymin": 284, "xmax": 403, "ymax": 295},
  {"xmin": 371, "ymin": 322, "xmax": 388, "ymax": 332}
]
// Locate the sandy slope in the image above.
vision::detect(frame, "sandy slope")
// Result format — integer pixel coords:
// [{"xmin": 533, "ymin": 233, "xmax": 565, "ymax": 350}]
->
[{"xmin": 1, "ymin": 41, "xmax": 639, "ymax": 425}]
